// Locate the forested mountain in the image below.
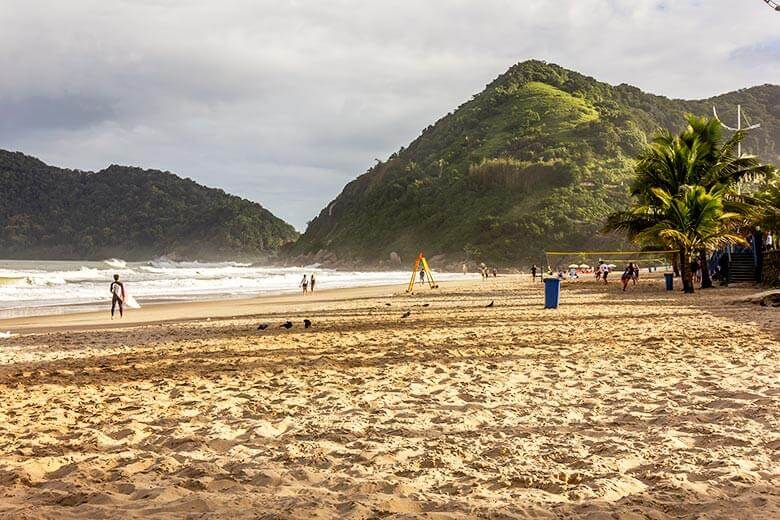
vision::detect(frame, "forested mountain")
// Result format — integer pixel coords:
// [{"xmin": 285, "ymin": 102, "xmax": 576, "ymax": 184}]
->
[
  {"xmin": 0, "ymin": 151, "xmax": 298, "ymax": 260},
  {"xmin": 290, "ymin": 60, "xmax": 780, "ymax": 267}
]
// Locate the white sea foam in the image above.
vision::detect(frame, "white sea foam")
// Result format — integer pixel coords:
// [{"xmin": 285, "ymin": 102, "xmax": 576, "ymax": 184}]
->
[
  {"xmin": 104, "ymin": 258, "xmax": 127, "ymax": 268},
  {"xmin": 0, "ymin": 259, "xmax": 477, "ymax": 318}
]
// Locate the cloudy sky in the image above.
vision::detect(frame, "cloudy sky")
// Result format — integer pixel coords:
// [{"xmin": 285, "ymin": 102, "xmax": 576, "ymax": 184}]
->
[{"xmin": 1, "ymin": 1, "xmax": 778, "ymax": 229}]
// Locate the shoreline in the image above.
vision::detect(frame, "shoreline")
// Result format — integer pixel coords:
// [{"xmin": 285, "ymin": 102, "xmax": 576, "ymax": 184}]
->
[{"xmin": 0, "ymin": 278, "xmax": 484, "ymax": 334}]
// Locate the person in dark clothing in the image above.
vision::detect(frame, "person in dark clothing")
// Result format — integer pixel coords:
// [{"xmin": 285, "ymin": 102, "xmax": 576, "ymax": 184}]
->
[
  {"xmin": 110, "ymin": 274, "xmax": 124, "ymax": 319},
  {"xmin": 690, "ymin": 258, "xmax": 701, "ymax": 284},
  {"xmin": 621, "ymin": 263, "xmax": 634, "ymax": 292},
  {"xmin": 420, "ymin": 268, "xmax": 426, "ymax": 283},
  {"xmin": 718, "ymin": 253, "xmax": 730, "ymax": 286},
  {"xmin": 531, "ymin": 264, "xmax": 538, "ymax": 282},
  {"xmin": 753, "ymin": 228, "xmax": 764, "ymax": 282}
]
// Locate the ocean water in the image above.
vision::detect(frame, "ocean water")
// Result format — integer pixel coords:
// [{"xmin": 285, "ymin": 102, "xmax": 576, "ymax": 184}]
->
[{"xmin": 0, "ymin": 258, "xmax": 474, "ymax": 319}]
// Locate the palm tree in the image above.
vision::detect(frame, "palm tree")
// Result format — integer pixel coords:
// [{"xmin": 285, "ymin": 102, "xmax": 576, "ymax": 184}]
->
[
  {"xmin": 607, "ymin": 115, "xmax": 774, "ymax": 288},
  {"xmin": 631, "ymin": 116, "xmax": 771, "ymax": 199},
  {"xmin": 754, "ymin": 178, "xmax": 780, "ymax": 233},
  {"xmin": 631, "ymin": 186, "xmax": 746, "ymax": 292}
]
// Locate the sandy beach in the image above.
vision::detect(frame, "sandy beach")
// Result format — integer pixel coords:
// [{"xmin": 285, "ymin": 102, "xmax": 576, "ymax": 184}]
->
[{"xmin": 0, "ymin": 275, "xmax": 778, "ymax": 519}]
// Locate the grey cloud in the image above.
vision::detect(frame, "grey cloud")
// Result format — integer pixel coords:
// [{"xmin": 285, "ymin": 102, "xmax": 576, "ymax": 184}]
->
[
  {"xmin": 0, "ymin": 94, "xmax": 115, "ymax": 137},
  {"xmin": 0, "ymin": 0, "xmax": 778, "ymax": 229}
]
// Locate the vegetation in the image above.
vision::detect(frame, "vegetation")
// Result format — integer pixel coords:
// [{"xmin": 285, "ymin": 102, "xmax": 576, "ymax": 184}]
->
[
  {"xmin": 755, "ymin": 179, "xmax": 780, "ymax": 233},
  {"xmin": 606, "ymin": 115, "xmax": 777, "ymax": 292},
  {"xmin": 291, "ymin": 60, "xmax": 780, "ymax": 266},
  {"xmin": 0, "ymin": 150, "xmax": 298, "ymax": 260}
]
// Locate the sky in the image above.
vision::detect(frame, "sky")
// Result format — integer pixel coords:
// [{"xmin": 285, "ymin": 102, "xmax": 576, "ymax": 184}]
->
[{"xmin": 1, "ymin": 1, "xmax": 778, "ymax": 230}]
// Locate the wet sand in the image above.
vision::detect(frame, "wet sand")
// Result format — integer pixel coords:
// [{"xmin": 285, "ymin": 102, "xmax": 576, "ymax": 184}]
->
[{"xmin": 0, "ymin": 275, "xmax": 778, "ymax": 518}]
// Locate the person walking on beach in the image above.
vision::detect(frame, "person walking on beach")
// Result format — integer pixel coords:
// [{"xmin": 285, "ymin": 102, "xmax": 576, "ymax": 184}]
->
[
  {"xmin": 310, "ymin": 273, "xmax": 316, "ymax": 293},
  {"xmin": 718, "ymin": 252, "xmax": 730, "ymax": 286},
  {"xmin": 691, "ymin": 258, "xmax": 701, "ymax": 284},
  {"xmin": 110, "ymin": 274, "xmax": 124, "ymax": 319},
  {"xmin": 621, "ymin": 263, "xmax": 634, "ymax": 292},
  {"xmin": 300, "ymin": 274, "xmax": 308, "ymax": 295},
  {"xmin": 462, "ymin": 263, "xmax": 468, "ymax": 275},
  {"xmin": 531, "ymin": 264, "xmax": 537, "ymax": 282},
  {"xmin": 600, "ymin": 262, "xmax": 610, "ymax": 284},
  {"xmin": 419, "ymin": 267, "xmax": 426, "ymax": 284}
]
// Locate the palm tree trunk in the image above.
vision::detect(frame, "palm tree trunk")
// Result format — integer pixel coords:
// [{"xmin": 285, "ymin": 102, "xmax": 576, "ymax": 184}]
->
[
  {"xmin": 671, "ymin": 254, "xmax": 680, "ymax": 277},
  {"xmin": 680, "ymin": 248, "xmax": 694, "ymax": 293},
  {"xmin": 699, "ymin": 249, "xmax": 713, "ymax": 289}
]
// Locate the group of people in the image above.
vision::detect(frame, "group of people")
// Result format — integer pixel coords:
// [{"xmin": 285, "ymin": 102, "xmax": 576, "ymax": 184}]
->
[
  {"xmin": 530, "ymin": 261, "xmax": 642, "ymax": 290},
  {"xmin": 479, "ymin": 263, "xmax": 497, "ymax": 279},
  {"xmin": 299, "ymin": 273, "xmax": 317, "ymax": 295}
]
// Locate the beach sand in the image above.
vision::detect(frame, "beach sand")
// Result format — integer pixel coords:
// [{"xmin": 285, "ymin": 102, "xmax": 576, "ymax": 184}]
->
[{"xmin": 0, "ymin": 275, "xmax": 778, "ymax": 518}]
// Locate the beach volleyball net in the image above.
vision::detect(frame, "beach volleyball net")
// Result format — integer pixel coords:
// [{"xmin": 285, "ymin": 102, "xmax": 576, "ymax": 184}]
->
[{"xmin": 543, "ymin": 250, "xmax": 678, "ymax": 272}]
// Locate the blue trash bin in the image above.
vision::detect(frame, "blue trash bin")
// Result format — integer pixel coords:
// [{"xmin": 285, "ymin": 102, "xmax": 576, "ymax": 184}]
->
[
  {"xmin": 544, "ymin": 277, "xmax": 561, "ymax": 309},
  {"xmin": 664, "ymin": 272, "xmax": 674, "ymax": 291}
]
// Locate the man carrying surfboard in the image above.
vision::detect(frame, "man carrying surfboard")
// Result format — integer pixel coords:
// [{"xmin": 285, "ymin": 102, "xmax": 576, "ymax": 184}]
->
[{"xmin": 110, "ymin": 274, "xmax": 125, "ymax": 319}]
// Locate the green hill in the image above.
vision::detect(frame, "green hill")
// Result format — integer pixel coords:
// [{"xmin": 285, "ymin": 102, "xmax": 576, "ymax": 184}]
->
[
  {"xmin": 0, "ymin": 151, "xmax": 298, "ymax": 260},
  {"xmin": 290, "ymin": 60, "xmax": 780, "ymax": 267}
]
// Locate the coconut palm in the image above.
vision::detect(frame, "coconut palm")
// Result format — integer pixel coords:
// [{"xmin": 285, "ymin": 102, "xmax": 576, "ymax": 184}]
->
[
  {"xmin": 629, "ymin": 185, "xmax": 745, "ymax": 292},
  {"xmin": 753, "ymin": 178, "xmax": 780, "ymax": 234},
  {"xmin": 607, "ymin": 115, "xmax": 774, "ymax": 288},
  {"xmin": 631, "ymin": 115, "xmax": 772, "ymax": 200}
]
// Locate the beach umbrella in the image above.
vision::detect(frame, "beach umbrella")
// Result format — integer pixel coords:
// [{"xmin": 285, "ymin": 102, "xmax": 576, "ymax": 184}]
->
[
  {"xmin": 568, "ymin": 264, "xmax": 579, "ymax": 268},
  {"xmin": 579, "ymin": 264, "xmax": 590, "ymax": 269},
  {"xmin": 608, "ymin": 264, "xmax": 617, "ymax": 268}
]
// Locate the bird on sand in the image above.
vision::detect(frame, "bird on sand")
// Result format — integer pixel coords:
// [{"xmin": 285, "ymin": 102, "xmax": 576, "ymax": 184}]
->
[
  {"xmin": 303, "ymin": 319, "xmax": 312, "ymax": 329},
  {"xmin": 281, "ymin": 321, "xmax": 293, "ymax": 329},
  {"xmin": 422, "ymin": 303, "xmax": 430, "ymax": 307},
  {"xmin": 485, "ymin": 300, "xmax": 494, "ymax": 308},
  {"xmin": 257, "ymin": 323, "xmax": 269, "ymax": 330},
  {"xmin": 401, "ymin": 311, "xmax": 411, "ymax": 318}
]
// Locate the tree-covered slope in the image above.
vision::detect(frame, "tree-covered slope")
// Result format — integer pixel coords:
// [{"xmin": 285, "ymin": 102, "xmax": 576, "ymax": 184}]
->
[
  {"xmin": 0, "ymin": 151, "xmax": 298, "ymax": 260},
  {"xmin": 291, "ymin": 60, "xmax": 780, "ymax": 266}
]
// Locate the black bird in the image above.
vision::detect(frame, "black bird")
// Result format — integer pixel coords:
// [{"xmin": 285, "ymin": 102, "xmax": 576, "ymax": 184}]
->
[
  {"xmin": 385, "ymin": 303, "xmax": 392, "ymax": 306},
  {"xmin": 401, "ymin": 311, "xmax": 411, "ymax": 318},
  {"xmin": 485, "ymin": 300, "xmax": 494, "ymax": 308},
  {"xmin": 280, "ymin": 321, "xmax": 293, "ymax": 329},
  {"xmin": 422, "ymin": 303, "xmax": 430, "ymax": 307},
  {"xmin": 303, "ymin": 319, "xmax": 312, "ymax": 329},
  {"xmin": 257, "ymin": 323, "xmax": 269, "ymax": 330}
]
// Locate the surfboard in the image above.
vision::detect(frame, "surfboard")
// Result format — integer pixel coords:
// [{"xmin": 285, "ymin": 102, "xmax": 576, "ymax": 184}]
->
[{"xmin": 124, "ymin": 291, "xmax": 141, "ymax": 309}]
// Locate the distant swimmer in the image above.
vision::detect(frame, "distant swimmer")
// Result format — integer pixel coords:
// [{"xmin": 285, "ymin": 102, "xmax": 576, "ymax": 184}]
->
[
  {"xmin": 310, "ymin": 273, "xmax": 316, "ymax": 293},
  {"xmin": 300, "ymin": 274, "xmax": 308, "ymax": 295},
  {"xmin": 110, "ymin": 274, "xmax": 124, "ymax": 319}
]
